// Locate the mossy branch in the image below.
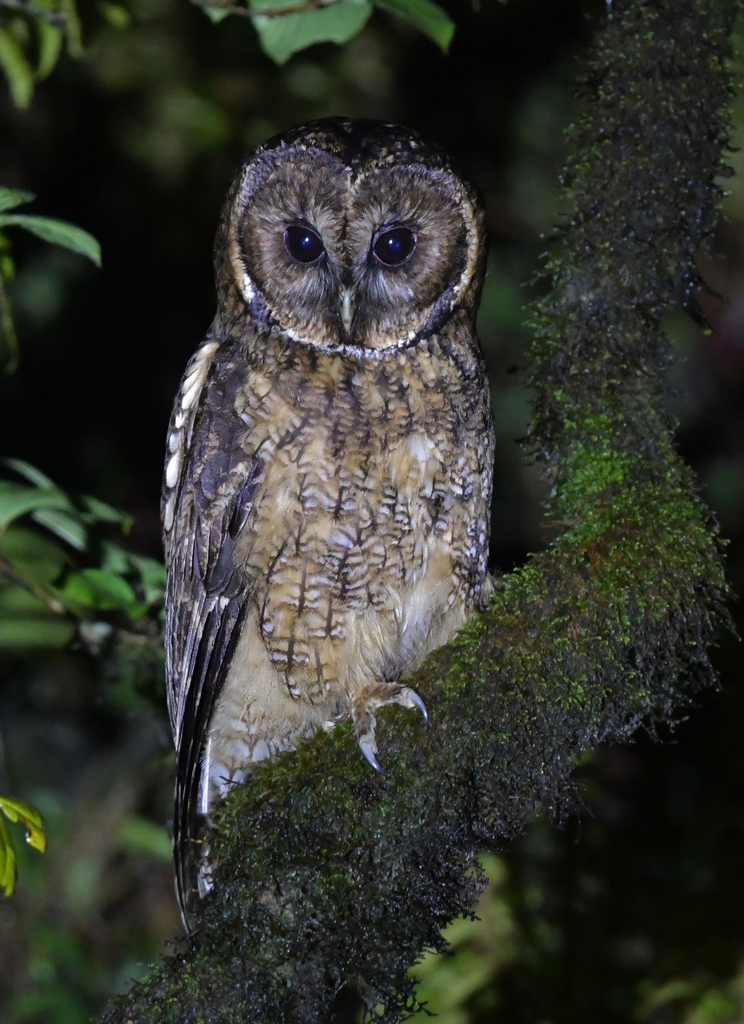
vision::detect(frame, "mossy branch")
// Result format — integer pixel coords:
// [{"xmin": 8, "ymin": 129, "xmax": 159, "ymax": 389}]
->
[{"xmin": 100, "ymin": 1, "xmax": 736, "ymax": 1020}]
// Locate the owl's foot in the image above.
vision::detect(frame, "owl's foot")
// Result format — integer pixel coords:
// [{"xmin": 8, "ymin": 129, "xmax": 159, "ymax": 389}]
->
[{"xmin": 352, "ymin": 682, "xmax": 428, "ymax": 773}]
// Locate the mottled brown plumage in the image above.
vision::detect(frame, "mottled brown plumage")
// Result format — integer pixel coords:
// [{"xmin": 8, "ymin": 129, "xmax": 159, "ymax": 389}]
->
[{"xmin": 162, "ymin": 118, "xmax": 494, "ymax": 924}]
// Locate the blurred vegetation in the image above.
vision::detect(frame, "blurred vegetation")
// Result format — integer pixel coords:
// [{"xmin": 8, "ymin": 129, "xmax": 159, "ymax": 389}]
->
[
  {"xmin": 0, "ymin": 0, "xmax": 743, "ymax": 1021},
  {"xmin": 0, "ymin": 186, "xmax": 100, "ymax": 371}
]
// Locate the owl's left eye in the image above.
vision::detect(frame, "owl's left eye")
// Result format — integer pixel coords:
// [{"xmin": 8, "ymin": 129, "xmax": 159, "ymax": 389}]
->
[
  {"xmin": 373, "ymin": 226, "xmax": 417, "ymax": 267},
  {"xmin": 284, "ymin": 225, "xmax": 325, "ymax": 264}
]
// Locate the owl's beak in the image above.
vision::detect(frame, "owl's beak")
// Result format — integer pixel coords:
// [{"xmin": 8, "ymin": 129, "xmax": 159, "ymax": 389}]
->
[{"xmin": 339, "ymin": 287, "xmax": 355, "ymax": 334}]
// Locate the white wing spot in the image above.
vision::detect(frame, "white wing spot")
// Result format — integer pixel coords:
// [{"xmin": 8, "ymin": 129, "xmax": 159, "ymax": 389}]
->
[
  {"xmin": 181, "ymin": 376, "xmax": 203, "ymax": 411},
  {"xmin": 164, "ymin": 491, "xmax": 176, "ymax": 532},
  {"xmin": 166, "ymin": 451, "xmax": 182, "ymax": 488},
  {"xmin": 179, "ymin": 341, "xmax": 220, "ymax": 413}
]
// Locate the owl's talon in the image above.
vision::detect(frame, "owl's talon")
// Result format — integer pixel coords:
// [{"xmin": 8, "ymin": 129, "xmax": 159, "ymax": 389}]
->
[
  {"xmin": 359, "ymin": 739, "xmax": 382, "ymax": 773},
  {"xmin": 406, "ymin": 689, "xmax": 429, "ymax": 725}
]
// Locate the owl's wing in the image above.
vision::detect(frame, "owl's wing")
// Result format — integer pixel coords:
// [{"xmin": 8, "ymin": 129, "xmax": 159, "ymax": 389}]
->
[{"xmin": 162, "ymin": 336, "xmax": 263, "ymax": 922}]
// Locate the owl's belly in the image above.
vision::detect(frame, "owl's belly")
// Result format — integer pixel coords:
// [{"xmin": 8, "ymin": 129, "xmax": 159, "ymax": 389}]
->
[{"xmin": 204, "ymin": 427, "xmax": 480, "ymax": 801}]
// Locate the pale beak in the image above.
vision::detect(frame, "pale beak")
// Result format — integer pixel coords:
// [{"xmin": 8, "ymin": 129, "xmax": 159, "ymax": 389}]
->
[{"xmin": 339, "ymin": 287, "xmax": 355, "ymax": 334}]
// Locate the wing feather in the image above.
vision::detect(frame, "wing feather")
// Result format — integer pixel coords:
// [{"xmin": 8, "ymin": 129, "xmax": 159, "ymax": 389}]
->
[{"xmin": 162, "ymin": 337, "xmax": 263, "ymax": 921}]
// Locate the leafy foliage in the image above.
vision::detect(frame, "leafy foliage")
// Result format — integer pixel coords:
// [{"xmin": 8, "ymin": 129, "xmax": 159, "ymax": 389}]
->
[
  {"xmin": 252, "ymin": 0, "xmax": 453, "ymax": 63},
  {"xmin": 249, "ymin": 0, "xmax": 374, "ymax": 65},
  {"xmin": 0, "ymin": 458, "xmax": 165, "ymax": 652},
  {"xmin": 196, "ymin": 0, "xmax": 454, "ymax": 63},
  {"xmin": 0, "ymin": 0, "xmax": 83, "ymax": 108},
  {"xmin": 0, "ymin": 458, "xmax": 166, "ymax": 899},
  {"xmin": 0, "ymin": 794, "xmax": 46, "ymax": 897},
  {"xmin": 373, "ymin": 0, "xmax": 453, "ymax": 50},
  {"xmin": 0, "ymin": 187, "xmax": 100, "ymax": 372},
  {"xmin": 408, "ymin": 854, "xmax": 517, "ymax": 1024},
  {"xmin": 0, "ymin": 0, "xmax": 454, "ymax": 94}
]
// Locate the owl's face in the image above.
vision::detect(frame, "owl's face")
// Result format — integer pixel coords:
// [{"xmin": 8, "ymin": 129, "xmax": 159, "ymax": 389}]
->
[{"xmin": 216, "ymin": 119, "xmax": 486, "ymax": 355}]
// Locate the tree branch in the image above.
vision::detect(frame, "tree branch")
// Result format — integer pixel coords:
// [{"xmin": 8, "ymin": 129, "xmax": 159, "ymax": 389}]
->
[
  {"xmin": 0, "ymin": 553, "xmax": 67, "ymax": 615},
  {"xmin": 190, "ymin": 0, "xmax": 342, "ymax": 21},
  {"xmin": 100, "ymin": 1, "xmax": 736, "ymax": 1020}
]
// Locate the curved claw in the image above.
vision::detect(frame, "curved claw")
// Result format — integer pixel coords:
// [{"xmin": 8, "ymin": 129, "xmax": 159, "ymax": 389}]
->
[
  {"xmin": 359, "ymin": 739, "xmax": 382, "ymax": 773},
  {"xmin": 407, "ymin": 689, "xmax": 429, "ymax": 725}
]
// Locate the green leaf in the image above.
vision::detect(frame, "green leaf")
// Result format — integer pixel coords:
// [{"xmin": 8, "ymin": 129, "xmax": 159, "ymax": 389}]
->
[
  {"xmin": 30, "ymin": 507, "xmax": 88, "ymax": 549},
  {"xmin": 0, "ymin": 188, "xmax": 35, "ymax": 214},
  {"xmin": 0, "ymin": 584, "xmax": 50, "ymax": 612},
  {"xmin": 80, "ymin": 494, "xmax": 132, "ymax": 528},
  {"xmin": 97, "ymin": 1, "xmax": 132, "ymax": 29},
  {"xmin": 60, "ymin": 0, "xmax": 84, "ymax": 58},
  {"xmin": 0, "ymin": 796, "xmax": 47, "ymax": 852},
  {"xmin": 373, "ymin": 0, "xmax": 454, "ymax": 50},
  {"xmin": 61, "ymin": 567, "xmax": 139, "ymax": 611},
  {"xmin": 0, "ymin": 794, "xmax": 46, "ymax": 896},
  {"xmin": 118, "ymin": 816, "xmax": 172, "ymax": 860},
  {"xmin": 252, "ymin": 0, "xmax": 372, "ymax": 64},
  {"xmin": 0, "ymin": 482, "xmax": 72, "ymax": 532},
  {"xmin": 100, "ymin": 540, "xmax": 131, "ymax": 575},
  {"xmin": 129, "ymin": 554, "xmax": 167, "ymax": 605},
  {"xmin": 0, "ymin": 28, "xmax": 34, "ymax": 109},
  {"xmin": 0, "ymin": 519, "xmax": 72, "ymax": 624},
  {"xmin": 0, "ymin": 813, "xmax": 17, "ymax": 897},
  {"xmin": 0, "ymin": 215, "xmax": 101, "ymax": 266},
  {"xmin": 0, "ymin": 524, "xmax": 68, "ymax": 584},
  {"xmin": 202, "ymin": 5, "xmax": 233, "ymax": 22},
  {"xmin": 0, "ymin": 614, "xmax": 76, "ymax": 649},
  {"xmin": 2, "ymin": 457, "xmax": 55, "ymax": 488},
  {"xmin": 36, "ymin": 20, "xmax": 64, "ymax": 80},
  {"xmin": 99, "ymin": 547, "xmax": 167, "ymax": 605}
]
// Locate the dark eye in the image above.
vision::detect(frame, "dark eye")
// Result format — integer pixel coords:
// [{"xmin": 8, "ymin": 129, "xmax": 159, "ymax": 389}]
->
[
  {"xmin": 284, "ymin": 225, "xmax": 325, "ymax": 264},
  {"xmin": 373, "ymin": 226, "xmax": 417, "ymax": 267}
]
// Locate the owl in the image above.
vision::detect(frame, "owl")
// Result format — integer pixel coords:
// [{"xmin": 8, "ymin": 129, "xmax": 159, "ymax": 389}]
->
[{"xmin": 162, "ymin": 118, "xmax": 494, "ymax": 924}]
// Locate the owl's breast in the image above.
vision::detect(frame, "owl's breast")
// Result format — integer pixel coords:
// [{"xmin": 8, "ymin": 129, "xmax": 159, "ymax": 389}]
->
[{"xmin": 227, "ymin": 346, "xmax": 489, "ymax": 706}]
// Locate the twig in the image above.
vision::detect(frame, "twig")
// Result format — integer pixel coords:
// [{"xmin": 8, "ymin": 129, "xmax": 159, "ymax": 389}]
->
[
  {"xmin": 191, "ymin": 0, "xmax": 341, "ymax": 19},
  {"xmin": 0, "ymin": 554, "xmax": 67, "ymax": 616},
  {"xmin": 0, "ymin": 0, "xmax": 66, "ymax": 27}
]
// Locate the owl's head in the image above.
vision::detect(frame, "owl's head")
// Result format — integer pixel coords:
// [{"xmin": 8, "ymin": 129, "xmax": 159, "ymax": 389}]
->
[{"xmin": 215, "ymin": 118, "xmax": 487, "ymax": 356}]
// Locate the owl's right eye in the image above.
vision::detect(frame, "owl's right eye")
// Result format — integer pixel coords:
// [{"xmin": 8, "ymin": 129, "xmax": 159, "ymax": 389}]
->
[{"xmin": 284, "ymin": 225, "xmax": 325, "ymax": 265}]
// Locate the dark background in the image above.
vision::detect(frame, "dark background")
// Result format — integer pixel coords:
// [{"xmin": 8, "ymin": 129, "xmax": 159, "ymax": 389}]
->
[{"xmin": 1, "ymin": 1, "xmax": 744, "ymax": 1021}]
